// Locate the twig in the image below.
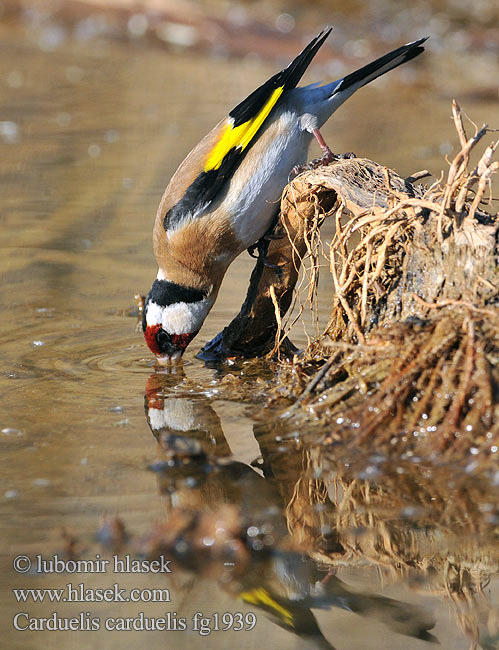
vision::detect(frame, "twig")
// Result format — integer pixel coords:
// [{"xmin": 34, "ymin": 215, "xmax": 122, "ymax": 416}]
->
[
  {"xmin": 405, "ymin": 169, "xmax": 432, "ymax": 183},
  {"xmin": 412, "ymin": 293, "xmax": 498, "ymax": 318},
  {"xmin": 452, "ymin": 100, "xmax": 468, "ymax": 149},
  {"xmin": 296, "ymin": 352, "xmax": 341, "ymax": 404},
  {"xmin": 269, "ymin": 284, "xmax": 283, "ymax": 358},
  {"xmin": 331, "ymin": 250, "xmax": 366, "ymax": 344}
]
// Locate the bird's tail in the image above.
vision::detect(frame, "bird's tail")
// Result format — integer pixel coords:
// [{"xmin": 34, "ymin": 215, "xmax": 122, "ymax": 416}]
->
[{"xmin": 333, "ymin": 37, "xmax": 428, "ymax": 96}]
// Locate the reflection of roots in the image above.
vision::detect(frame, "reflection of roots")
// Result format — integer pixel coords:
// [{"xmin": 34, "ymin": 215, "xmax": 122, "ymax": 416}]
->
[
  {"xmin": 277, "ymin": 102, "xmax": 498, "ymax": 461},
  {"xmin": 444, "ymin": 563, "xmax": 487, "ymax": 650},
  {"xmin": 285, "ymin": 448, "xmax": 499, "ymax": 648}
]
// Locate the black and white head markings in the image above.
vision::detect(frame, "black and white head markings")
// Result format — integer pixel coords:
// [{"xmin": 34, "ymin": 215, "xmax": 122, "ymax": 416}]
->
[{"xmin": 143, "ymin": 275, "xmax": 212, "ymax": 363}]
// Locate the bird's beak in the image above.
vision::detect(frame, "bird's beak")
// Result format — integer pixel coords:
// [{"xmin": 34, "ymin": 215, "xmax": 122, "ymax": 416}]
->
[{"xmin": 155, "ymin": 350, "xmax": 183, "ymax": 367}]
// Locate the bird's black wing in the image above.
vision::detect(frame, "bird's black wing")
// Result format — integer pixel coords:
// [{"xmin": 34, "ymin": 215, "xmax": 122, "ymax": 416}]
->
[{"xmin": 163, "ymin": 27, "xmax": 332, "ymax": 231}]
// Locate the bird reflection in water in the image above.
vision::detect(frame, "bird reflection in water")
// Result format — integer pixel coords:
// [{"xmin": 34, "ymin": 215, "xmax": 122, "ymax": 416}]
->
[{"xmin": 142, "ymin": 372, "xmax": 437, "ymax": 648}]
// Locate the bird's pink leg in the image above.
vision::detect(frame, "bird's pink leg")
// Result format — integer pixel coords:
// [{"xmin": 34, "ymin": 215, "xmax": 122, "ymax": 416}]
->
[
  {"xmin": 312, "ymin": 128, "xmax": 336, "ymax": 164},
  {"xmin": 289, "ymin": 128, "xmax": 356, "ymax": 179}
]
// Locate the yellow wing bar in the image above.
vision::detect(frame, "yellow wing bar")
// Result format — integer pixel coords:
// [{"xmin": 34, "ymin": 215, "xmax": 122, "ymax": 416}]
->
[{"xmin": 204, "ymin": 87, "xmax": 284, "ymax": 172}]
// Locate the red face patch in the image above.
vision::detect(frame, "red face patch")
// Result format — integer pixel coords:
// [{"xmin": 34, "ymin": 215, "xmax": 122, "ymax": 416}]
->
[
  {"xmin": 171, "ymin": 332, "xmax": 198, "ymax": 351},
  {"xmin": 144, "ymin": 327, "xmax": 199, "ymax": 357},
  {"xmin": 144, "ymin": 324, "xmax": 162, "ymax": 355}
]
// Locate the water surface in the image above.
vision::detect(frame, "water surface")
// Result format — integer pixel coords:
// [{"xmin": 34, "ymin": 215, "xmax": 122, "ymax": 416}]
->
[{"xmin": 1, "ymin": 18, "xmax": 497, "ymax": 650}]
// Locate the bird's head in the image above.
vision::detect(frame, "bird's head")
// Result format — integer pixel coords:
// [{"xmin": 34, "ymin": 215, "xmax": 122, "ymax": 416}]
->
[{"xmin": 142, "ymin": 275, "xmax": 213, "ymax": 366}]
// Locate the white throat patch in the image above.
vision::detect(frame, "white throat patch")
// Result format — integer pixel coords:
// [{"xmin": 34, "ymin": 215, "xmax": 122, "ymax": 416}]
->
[{"xmin": 145, "ymin": 297, "xmax": 212, "ymax": 335}]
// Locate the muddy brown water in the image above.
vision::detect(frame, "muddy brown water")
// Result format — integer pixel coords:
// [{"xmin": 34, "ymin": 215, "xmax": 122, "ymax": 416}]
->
[{"xmin": 0, "ymin": 19, "xmax": 498, "ymax": 650}]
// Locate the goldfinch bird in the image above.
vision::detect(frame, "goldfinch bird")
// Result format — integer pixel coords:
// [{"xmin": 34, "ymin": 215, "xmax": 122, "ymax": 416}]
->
[{"xmin": 143, "ymin": 27, "xmax": 427, "ymax": 365}]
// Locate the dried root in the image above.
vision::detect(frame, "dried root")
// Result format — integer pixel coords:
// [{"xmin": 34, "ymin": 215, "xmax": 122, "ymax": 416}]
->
[{"xmin": 276, "ymin": 102, "xmax": 499, "ymax": 461}]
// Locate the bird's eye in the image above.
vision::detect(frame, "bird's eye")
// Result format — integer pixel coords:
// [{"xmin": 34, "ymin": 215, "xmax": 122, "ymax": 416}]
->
[{"xmin": 156, "ymin": 329, "xmax": 170, "ymax": 347}]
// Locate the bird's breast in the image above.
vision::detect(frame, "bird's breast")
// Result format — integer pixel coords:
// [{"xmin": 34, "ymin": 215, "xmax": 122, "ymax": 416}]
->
[{"xmin": 220, "ymin": 112, "xmax": 310, "ymax": 250}]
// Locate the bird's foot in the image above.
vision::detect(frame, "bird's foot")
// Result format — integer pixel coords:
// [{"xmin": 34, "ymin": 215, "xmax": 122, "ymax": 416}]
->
[
  {"xmin": 247, "ymin": 233, "xmax": 284, "ymax": 258},
  {"xmin": 289, "ymin": 150, "xmax": 356, "ymax": 178},
  {"xmin": 247, "ymin": 242, "xmax": 283, "ymax": 277},
  {"xmin": 247, "ymin": 209, "xmax": 284, "ymax": 260},
  {"xmin": 247, "ymin": 240, "xmax": 265, "ymax": 259},
  {"xmin": 289, "ymin": 127, "xmax": 357, "ymax": 178},
  {"xmin": 335, "ymin": 151, "xmax": 356, "ymax": 160},
  {"xmin": 247, "ymin": 237, "xmax": 285, "ymax": 280}
]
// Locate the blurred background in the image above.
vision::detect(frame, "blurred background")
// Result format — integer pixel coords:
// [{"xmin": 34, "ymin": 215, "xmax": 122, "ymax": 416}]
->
[{"xmin": 0, "ymin": 1, "xmax": 498, "ymax": 649}]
